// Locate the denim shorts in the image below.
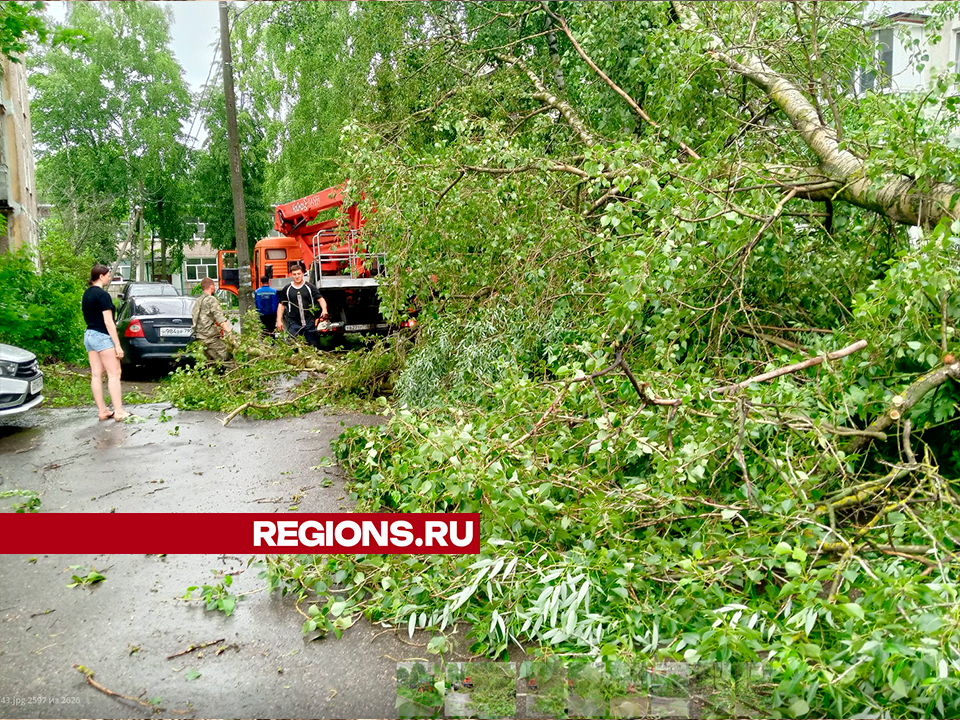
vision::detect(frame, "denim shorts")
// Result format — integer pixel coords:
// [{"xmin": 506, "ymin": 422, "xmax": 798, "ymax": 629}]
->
[{"xmin": 83, "ymin": 329, "xmax": 115, "ymax": 353}]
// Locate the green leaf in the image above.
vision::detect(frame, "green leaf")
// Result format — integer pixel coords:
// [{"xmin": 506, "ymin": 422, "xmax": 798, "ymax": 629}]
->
[
  {"xmin": 426, "ymin": 635, "xmax": 447, "ymax": 654},
  {"xmin": 842, "ymin": 603, "xmax": 864, "ymax": 620},
  {"xmin": 890, "ymin": 677, "xmax": 909, "ymax": 700},
  {"xmin": 789, "ymin": 698, "xmax": 809, "ymax": 717},
  {"xmin": 220, "ymin": 596, "xmax": 236, "ymax": 616},
  {"xmin": 184, "ymin": 669, "xmax": 201, "ymax": 682}
]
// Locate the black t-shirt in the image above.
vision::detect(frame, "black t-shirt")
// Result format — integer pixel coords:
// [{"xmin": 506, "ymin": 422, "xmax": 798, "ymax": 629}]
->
[
  {"xmin": 281, "ymin": 282, "xmax": 321, "ymax": 326},
  {"xmin": 82, "ymin": 286, "xmax": 115, "ymax": 334}
]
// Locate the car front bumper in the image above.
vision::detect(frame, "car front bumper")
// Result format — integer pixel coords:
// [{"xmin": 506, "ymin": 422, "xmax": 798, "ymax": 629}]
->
[{"xmin": 0, "ymin": 372, "xmax": 44, "ymax": 416}]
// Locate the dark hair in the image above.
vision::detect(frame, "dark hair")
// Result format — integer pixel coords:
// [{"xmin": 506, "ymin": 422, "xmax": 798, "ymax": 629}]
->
[
  {"xmin": 260, "ymin": 276, "xmax": 269, "ymax": 284},
  {"xmin": 89, "ymin": 264, "xmax": 110, "ymax": 285}
]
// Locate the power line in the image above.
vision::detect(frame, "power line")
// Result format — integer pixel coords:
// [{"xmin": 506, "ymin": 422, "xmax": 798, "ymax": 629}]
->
[{"xmin": 185, "ymin": 40, "xmax": 221, "ymax": 149}]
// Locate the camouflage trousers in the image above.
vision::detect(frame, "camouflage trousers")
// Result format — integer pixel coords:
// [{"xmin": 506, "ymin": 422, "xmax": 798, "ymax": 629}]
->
[{"xmin": 198, "ymin": 335, "xmax": 232, "ymax": 364}]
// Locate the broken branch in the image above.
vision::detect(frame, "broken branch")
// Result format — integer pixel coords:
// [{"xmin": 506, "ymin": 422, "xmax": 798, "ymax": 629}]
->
[
  {"xmin": 221, "ymin": 386, "xmax": 321, "ymax": 427},
  {"xmin": 166, "ymin": 638, "xmax": 226, "ymax": 660},
  {"xmin": 715, "ymin": 339, "xmax": 867, "ymax": 394},
  {"xmin": 493, "ymin": 52, "xmax": 596, "ymax": 146},
  {"xmin": 73, "ymin": 663, "xmax": 159, "ymax": 711}
]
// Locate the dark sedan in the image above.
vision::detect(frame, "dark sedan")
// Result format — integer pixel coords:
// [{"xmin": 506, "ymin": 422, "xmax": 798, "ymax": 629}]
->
[
  {"xmin": 117, "ymin": 296, "xmax": 197, "ymax": 367},
  {"xmin": 119, "ymin": 282, "xmax": 180, "ymax": 302}
]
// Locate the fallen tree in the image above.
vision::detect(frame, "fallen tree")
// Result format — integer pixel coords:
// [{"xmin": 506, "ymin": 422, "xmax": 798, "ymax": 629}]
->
[{"xmin": 225, "ymin": 4, "xmax": 960, "ymax": 717}]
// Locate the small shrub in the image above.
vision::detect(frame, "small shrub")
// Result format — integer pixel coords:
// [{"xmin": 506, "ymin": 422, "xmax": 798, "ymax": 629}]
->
[{"xmin": 0, "ymin": 247, "xmax": 87, "ymax": 362}]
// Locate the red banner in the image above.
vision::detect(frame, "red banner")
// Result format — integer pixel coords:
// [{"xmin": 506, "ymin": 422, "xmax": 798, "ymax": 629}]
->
[{"xmin": 0, "ymin": 513, "xmax": 482, "ymax": 554}]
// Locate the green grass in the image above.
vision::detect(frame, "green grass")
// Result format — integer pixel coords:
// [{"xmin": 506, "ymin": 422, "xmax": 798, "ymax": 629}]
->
[{"xmin": 42, "ymin": 363, "xmax": 152, "ymax": 407}]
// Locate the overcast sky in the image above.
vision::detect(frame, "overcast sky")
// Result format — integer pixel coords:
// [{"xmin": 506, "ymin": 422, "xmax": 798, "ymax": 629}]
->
[
  {"xmin": 45, "ymin": 1, "xmax": 223, "ymax": 145},
  {"xmin": 46, "ymin": 1, "xmax": 221, "ymax": 94}
]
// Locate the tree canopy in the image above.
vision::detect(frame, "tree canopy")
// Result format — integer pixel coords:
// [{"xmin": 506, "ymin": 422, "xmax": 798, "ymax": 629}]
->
[
  {"xmin": 31, "ymin": 1, "xmax": 192, "ymax": 264},
  {"xmin": 254, "ymin": 3, "xmax": 960, "ymax": 716}
]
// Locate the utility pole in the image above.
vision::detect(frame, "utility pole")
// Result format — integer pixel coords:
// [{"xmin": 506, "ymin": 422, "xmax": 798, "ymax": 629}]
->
[
  {"xmin": 219, "ymin": 0, "xmax": 253, "ymax": 323},
  {"xmin": 137, "ymin": 182, "xmax": 145, "ymax": 282}
]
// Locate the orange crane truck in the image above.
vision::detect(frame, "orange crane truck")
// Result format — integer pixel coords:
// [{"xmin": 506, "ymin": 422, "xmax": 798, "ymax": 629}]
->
[{"xmin": 217, "ymin": 184, "xmax": 410, "ymax": 334}]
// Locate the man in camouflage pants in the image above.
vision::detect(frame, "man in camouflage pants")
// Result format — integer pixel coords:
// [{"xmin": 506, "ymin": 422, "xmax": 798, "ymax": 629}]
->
[{"xmin": 192, "ymin": 277, "xmax": 233, "ymax": 364}]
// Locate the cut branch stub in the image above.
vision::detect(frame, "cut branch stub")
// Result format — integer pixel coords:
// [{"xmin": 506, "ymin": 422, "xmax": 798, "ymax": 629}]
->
[{"xmin": 848, "ymin": 360, "xmax": 960, "ymax": 454}]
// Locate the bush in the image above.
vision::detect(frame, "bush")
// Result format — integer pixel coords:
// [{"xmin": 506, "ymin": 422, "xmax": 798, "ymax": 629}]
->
[{"xmin": 0, "ymin": 240, "xmax": 88, "ymax": 362}]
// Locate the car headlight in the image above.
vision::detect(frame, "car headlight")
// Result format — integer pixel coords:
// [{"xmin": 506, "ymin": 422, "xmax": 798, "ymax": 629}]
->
[{"xmin": 0, "ymin": 360, "xmax": 17, "ymax": 377}]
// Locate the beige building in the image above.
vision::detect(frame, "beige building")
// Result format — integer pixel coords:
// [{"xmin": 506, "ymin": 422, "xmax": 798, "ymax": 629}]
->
[
  {"xmin": 120, "ymin": 222, "xmax": 219, "ymax": 294},
  {"xmin": 0, "ymin": 55, "xmax": 40, "ymax": 266}
]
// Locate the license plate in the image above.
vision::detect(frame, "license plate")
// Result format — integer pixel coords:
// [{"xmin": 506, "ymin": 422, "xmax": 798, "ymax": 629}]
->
[
  {"xmin": 30, "ymin": 376, "xmax": 43, "ymax": 395},
  {"xmin": 344, "ymin": 324, "xmax": 372, "ymax": 332},
  {"xmin": 160, "ymin": 327, "xmax": 193, "ymax": 337}
]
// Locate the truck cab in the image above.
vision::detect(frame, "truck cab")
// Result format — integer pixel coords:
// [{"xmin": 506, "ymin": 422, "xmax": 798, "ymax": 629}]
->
[{"xmin": 218, "ymin": 236, "xmax": 302, "ymax": 293}]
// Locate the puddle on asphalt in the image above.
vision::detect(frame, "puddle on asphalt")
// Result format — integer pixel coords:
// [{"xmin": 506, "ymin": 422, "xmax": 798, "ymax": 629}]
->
[
  {"xmin": 0, "ymin": 424, "xmax": 43, "ymax": 450},
  {"xmin": 266, "ymin": 371, "xmax": 313, "ymax": 401}
]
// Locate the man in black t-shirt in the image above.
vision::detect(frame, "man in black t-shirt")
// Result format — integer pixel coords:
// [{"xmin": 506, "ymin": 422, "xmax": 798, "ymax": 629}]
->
[{"xmin": 277, "ymin": 264, "xmax": 329, "ymax": 348}]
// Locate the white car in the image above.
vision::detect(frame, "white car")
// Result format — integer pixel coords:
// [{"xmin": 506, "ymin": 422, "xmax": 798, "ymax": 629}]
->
[{"xmin": 0, "ymin": 343, "xmax": 44, "ymax": 415}]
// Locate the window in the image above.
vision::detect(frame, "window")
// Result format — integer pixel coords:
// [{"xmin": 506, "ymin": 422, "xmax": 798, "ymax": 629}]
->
[
  {"xmin": 955, "ymin": 29, "xmax": 960, "ymax": 73},
  {"xmin": 861, "ymin": 28, "xmax": 895, "ymax": 93},
  {"xmin": 265, "ymin": 248, "xmax": 287, "ymax": 260},
  {"xmin": 133, "ymin": 298, "xmax": 195, "ymax": 316},
  {"xmin": 877, "ymin": 29, "xmax": 894, "ymax": 89},
  {"xmin": 185, "ymin": 257, "xmax": 218, "ymax": 282}
]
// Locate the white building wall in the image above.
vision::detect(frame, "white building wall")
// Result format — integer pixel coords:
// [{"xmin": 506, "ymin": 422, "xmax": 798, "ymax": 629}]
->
[{"xmin": 865, "ymin": 2, "xmax": 960, "ymax": 90}]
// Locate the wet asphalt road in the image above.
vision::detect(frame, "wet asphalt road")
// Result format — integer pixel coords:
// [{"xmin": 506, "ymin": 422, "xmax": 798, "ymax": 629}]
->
[
  {"xmin": 0, "ymin": 404, "xmax": 456, "ymax": 719},
  {"xmin": 0, "ymin": 403, "xmax": 372, "ymax": 514}
]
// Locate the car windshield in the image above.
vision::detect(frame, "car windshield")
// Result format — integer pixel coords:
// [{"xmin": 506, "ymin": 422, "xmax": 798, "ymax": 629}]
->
[
  {"xmin": 127, "ymin": 283, "xmax": 179, "ymax": 296},
  {"xmin": 133, "ymin": 298, "xmax": 195, "ymax": 316}
]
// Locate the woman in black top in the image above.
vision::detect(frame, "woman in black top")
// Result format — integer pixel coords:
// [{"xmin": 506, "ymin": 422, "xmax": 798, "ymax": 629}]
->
[{"xmin": 82, "ymin": 264, "xmax": 129, "ymax": 421}]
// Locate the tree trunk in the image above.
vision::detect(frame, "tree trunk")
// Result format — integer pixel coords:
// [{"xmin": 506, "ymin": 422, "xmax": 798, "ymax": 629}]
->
[
  {"xmin": 541, "ymin": 3, "xmax": 566, "ymax": 93},
  {"xmin": 158, "ymin": 197, "xmax": 167, "ymax": 279},
  {"xmin": 137, "ymin": 195, "xmax": 145, "ymax": 282},
  {"xmin": 711, "ymin": 49, "xmax": 960, "ymax": 228},
  {"xmin": 111, "ymin": 203, "xmax": 141, "ymax": 279},
  {"xmin": 220, "ymin": 0, "xmax": 254, "ymax": 324}
]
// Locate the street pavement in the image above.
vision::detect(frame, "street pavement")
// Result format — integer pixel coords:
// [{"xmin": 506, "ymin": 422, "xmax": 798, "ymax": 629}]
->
[{"xmin": 0, "ymin": 405, "xmax": 460, "ymax": 719}]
